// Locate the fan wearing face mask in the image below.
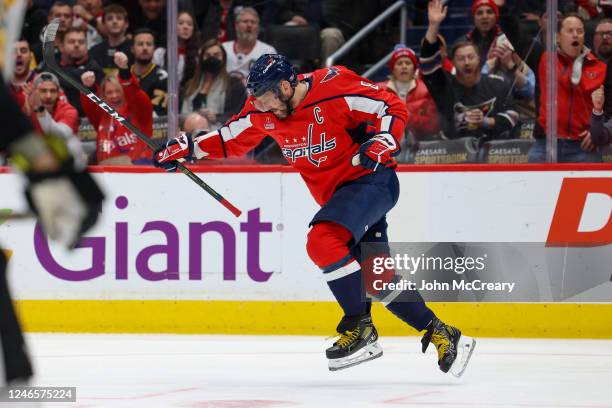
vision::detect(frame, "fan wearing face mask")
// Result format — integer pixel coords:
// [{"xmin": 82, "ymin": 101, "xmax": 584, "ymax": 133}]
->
[{"xmin": 180, "ymin": 39, "xmax": 247, "ymax": 127}]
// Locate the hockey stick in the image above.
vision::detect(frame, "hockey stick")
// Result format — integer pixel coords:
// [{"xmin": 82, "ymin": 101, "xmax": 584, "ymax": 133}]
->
[
  {"xmin": 0, "ymin": 211, "xmax": 36, "ymax": 222},
  {"xmin": 42, "ymin": 19, "xmax": 242, "ymax": 218}
]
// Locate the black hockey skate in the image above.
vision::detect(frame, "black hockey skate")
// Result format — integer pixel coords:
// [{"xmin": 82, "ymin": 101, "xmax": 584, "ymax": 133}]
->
[
  {"xmin": 421, "ymin": 316, "xmax": 476, "ymax": 377},
  {"xmin": 326, "ymin": 313, "xmax": 383, "ymax": 371}
]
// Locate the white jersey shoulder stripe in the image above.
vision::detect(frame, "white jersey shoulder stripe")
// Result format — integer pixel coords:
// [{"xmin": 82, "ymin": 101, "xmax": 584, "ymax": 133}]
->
[
  {"xmin": 380, "ymin": 115, "xmax": 393, "ymax": 133},
  {"xmin": 219, "ymin": 114, "xmax": 253, "ymax": 142},
  {"xmin": 344, "ymin": 96, "xmax": 388, "ymax": 118}
]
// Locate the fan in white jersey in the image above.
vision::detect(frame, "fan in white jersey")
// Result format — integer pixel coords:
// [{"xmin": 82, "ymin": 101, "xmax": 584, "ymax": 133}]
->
[{"xmin": 222, "ymin": 7, "xmax": 276, "ymax": 80}]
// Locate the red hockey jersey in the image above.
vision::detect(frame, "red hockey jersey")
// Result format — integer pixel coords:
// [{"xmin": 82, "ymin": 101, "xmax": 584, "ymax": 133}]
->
[
  {"xmin": 193, "ymin": 66, "xmax": 408, "ymax": 205},
  {"xmin": 81, "ymin": 73, "xmax": 153, "ymax": 163}
]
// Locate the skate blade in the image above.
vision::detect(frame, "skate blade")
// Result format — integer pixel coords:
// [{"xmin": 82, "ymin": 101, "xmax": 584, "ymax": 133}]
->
[
  {"xmin": 328, "ymin": 342, "xmax": 383, "ymax": 371},
  {"xmin": 449, "ymin": 335, "xmax": 476, "ymax": 378}
]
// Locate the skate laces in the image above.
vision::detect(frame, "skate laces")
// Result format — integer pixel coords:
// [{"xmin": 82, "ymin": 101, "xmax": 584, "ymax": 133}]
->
[
  {"xmin": 336, "ymin": 328, "xmax": 360, "ymax": 348},
  {"xmin": 421, "ymin": 318, "xmax": 454, "ymax": 359}
]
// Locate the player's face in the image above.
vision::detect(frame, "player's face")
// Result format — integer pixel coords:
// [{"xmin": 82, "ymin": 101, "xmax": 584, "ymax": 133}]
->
[
  {"xmin": 62, "ymin": 32, "xmax": 87, "ymax": 61},
  {"xmin": 474, "ymin": 6, "xmax": 496, "ymax": 33},
  {"xmin": 50, "ymin": 5, "xmax": 73, "ymax": 32},
  {"xmin": 13, "ymin": 41, "xmax": 32, "ymax": 77},
  {"xmin": 104, "ymin": 13, "xmax": 128, "ymax": 36},
  {"xmin": 102, "ymin": 81, "xmax": 124, "ymax": 108},
  {"xmin": 132, "ymin": 34, "xmax": 155, "ymax": 63},
  {"xmin": 252, "ymin": 83, "xmax": 293, "ymax": 120},
  {"xmin": 253, "ymin": 91, "xmax": 287, "ymax": 118},
  {"xmin": 392, "ymin": 57, "xmax": 415, "ymax": 83},
  {"xmin": 37, "ymin": 81, "xmax": 59, "ymax": 111},
  {"xmin": 177, "ymin": 12, "xmax": 194, "ymax": 41},
  {"xmin": 558, "ymin": 17, "xmax": 585, "ymax": 59},
  {"xmin": 453, "ymin": 45, "xmax": 479, "ymax": 79}
]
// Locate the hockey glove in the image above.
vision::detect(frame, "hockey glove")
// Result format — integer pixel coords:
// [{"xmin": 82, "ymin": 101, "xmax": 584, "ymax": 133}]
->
[
  {"xmin": 153, "ymin": 132, "xmax": 194, "ymax": 172},
  {"xmin": 356, "ymin": 133, "xmax": 398, "ymax": 171},
  {"xmin": 9, "ymin": 132, "xmax": 105, "ymax": 249}
]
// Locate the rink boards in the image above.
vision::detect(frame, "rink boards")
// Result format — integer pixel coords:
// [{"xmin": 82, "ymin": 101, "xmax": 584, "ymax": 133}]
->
[{"xmin": 1, "ymin": 164, "xmax": 611, "ymax": 337}]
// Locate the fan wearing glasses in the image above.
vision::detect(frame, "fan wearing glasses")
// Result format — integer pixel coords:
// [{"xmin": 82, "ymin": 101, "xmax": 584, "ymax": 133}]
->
[{"xmin": 593, "ymin": 19, "xmax": 612, "ymax": 62}]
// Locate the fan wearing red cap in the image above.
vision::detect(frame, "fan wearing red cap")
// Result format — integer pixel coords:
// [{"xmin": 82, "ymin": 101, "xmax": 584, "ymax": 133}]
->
[
  {"xmin": 378, "ymin": 46, "xmax": 440, "ymax": 140},
  {"xmin": 388, "ymin": 47, "xmax": 418, "ymax": 74},
  {"xmin": 471, "ymin": 0, "xmax": 499, "ymax": 20},
  {"xmin": 460, "ymin": 0, "xmax": 504, "ymax": 68}
]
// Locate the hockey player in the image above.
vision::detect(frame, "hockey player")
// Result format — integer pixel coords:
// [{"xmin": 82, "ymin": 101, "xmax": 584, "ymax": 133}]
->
[
  {"xmin": 0, "ymin": 77, "xmax": 105, "ymax": 389},
  {"xmin": 153, "ymin": 54, "xmax": 475, "ymax": 375}
]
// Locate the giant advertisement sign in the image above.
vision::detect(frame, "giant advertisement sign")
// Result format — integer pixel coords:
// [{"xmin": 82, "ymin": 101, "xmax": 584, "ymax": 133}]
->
[{"xmin": 1, "ymin": 168, "xmax": 610, "ymax": 302}]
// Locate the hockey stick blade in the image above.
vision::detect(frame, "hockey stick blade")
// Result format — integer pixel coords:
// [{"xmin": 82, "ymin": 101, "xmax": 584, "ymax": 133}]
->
[{"xmin": 42, "ymin": 19, "xmax": 242, "ymax": 218}]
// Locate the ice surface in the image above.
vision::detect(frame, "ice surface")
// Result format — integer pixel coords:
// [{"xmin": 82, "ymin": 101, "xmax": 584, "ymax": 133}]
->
[{"xmin": 12, "ymin": 334, "xmax": 612, "ymax": 408}]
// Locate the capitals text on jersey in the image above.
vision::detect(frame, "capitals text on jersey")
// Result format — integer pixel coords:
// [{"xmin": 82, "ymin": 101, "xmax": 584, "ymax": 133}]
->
[{"xmin": 282, "ymin": 123, "xmax": 337, "ymax": 166}]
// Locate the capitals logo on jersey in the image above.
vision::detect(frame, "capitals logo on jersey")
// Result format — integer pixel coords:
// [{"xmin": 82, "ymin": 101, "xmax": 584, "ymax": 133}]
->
[
  {"xmin": 281, "ymin": 123, "xmax": 337, "ymax": 166},
  {"xmin": 281, "ymin": 106, "xmax": 336, "ymax": 166}
]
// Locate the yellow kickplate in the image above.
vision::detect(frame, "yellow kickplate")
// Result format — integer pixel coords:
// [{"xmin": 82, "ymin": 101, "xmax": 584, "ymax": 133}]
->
[{"xmin": 13, "ymin": 300, "xmax": 612, "ymax": 338}]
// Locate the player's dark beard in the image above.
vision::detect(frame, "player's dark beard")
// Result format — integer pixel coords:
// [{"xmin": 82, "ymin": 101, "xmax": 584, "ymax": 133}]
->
[{"xmin": 279, "ymin": 86, "xmax": 295, "ymax": 117}]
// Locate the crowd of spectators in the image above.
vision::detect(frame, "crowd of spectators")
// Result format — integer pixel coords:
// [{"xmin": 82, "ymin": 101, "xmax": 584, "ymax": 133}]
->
[{"xmin": 7, "ymin": 0, "xmax": 612, "ymax": 165}]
